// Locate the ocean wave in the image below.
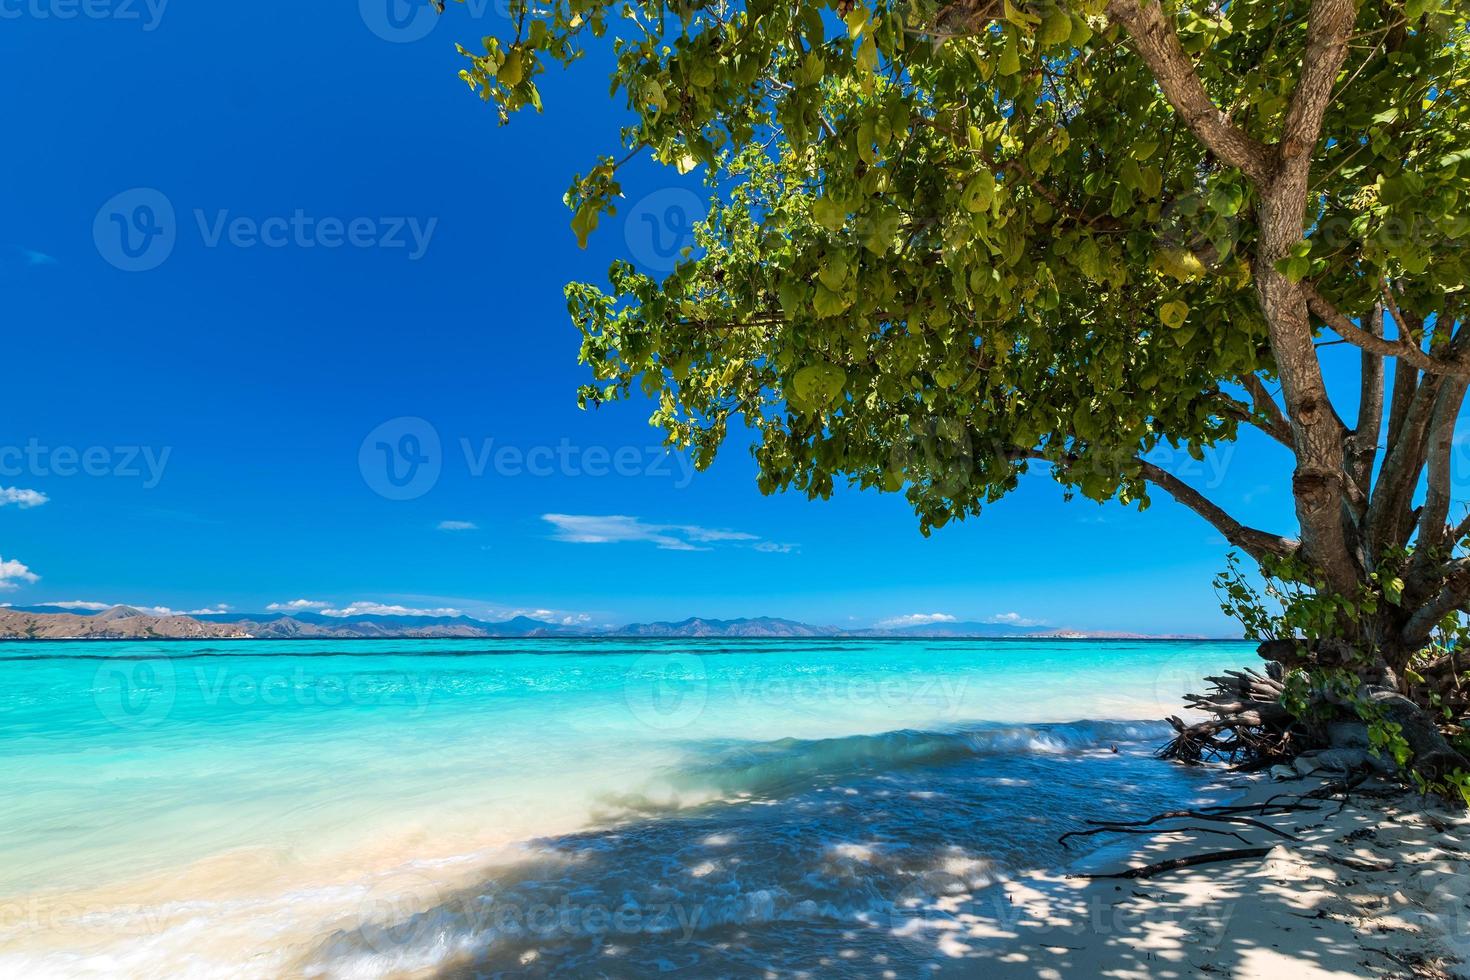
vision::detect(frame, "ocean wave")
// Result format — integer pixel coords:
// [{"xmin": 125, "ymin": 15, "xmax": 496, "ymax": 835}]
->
[
  {"xmin": 667, "ymin": 719, "xmax": 1174, "ymax": 799},
  {"xmin": 297, "ymin": 718, "xmax": 1195, "ymax": 978}
]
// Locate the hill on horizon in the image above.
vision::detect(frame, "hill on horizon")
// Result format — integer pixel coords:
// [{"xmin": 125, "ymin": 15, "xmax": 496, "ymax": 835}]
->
[{"xmin": 0, "ymin": 604, "xmax": 1219, "ymax": 640}]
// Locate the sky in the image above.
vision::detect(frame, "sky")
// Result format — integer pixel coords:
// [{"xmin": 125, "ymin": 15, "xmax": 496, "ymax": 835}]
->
[{"xmin": 0, "ymin": 1, "xmax": 1405, "ymax": 634}]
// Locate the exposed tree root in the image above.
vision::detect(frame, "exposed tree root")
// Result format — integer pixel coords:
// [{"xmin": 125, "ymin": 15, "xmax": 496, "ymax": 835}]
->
[
  {"xmin": 1157, "ymin": 663, "xmax": 1301, "ymax": 767},
  {"xmin": 1070, "ymin": 846, "xmax": 1274, "ymax": 880},
  {"xmin": 1058, "ymin": 825, "xmax": 1255, "ymax": 846},
  {"xmin": 1062, "ymin": 776, "xmax": 1406, "ymax": 881},
  {"xmin": 1073, "ymin": 644, "xmax": 1470, "ymax": 883},
  {"xmin": 1059, "ymin": 807, "xmax": 1302, "ymax": 848},
  {"xmin": 1159, "ymin": 645, "xmax": 1470, "ymax": 788}
]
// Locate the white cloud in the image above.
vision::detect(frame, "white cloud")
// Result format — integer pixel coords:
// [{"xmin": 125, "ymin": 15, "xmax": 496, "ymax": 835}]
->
[
  {"xmin": 877, "ymin": 612, "xmax": 958, "ymax": 628},
  {"xmin": 437, "ymin": 520, "xmax": 479, "ymax": 531},
  {"xmin": 488, "ymin": 605, "xmax": 590, "ymax": 628},
  {"xmin": 543, "ymin": 514, "xmax": 791, "ymax": 553},
  {"xmin": 0, "ymin": 487, "xmax": 48, "ymax": 509},
  {"xmin": 502, "ymin": 607, "xmax": 593, "ymax": 625},
  {"xmin": 985, "ymin": 612, "xmax": 1045, "ymax": 626},
  {"xmin": 0, "ymin": 557, "xmax": 38, "ymax": 591},
  {"xmin": 25, "ymin": 600, "xmax": 233, "ymax": 617},
  {"xmin": 266, "ymin": 598, "xmax": 332, "ymax": 612},
  {"xmin": 320, "ymin": 602, "xmax": 464, "ymax": 619},
  {"xmin": 139, "ymin": 604, "xmax": 232, "ymax": 617}
]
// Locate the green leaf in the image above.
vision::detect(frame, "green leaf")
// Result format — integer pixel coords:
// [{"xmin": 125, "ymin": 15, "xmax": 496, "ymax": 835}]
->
[
  {"xmin": 961, "ymin": 171, "xmax": 995, "ymax": 212},
  {"xmin": 816, "ymin": 252, "xmax": 851, "ymax": 292},
  {"xmin": 862, "ymin": 206, "xmax": 902, "ymax": 256},
  {"xmin": 813, "ymin": 197, "xmax": 846, "ymax": 233},
  {"xmin": 642, "ymin": 78, "xmax": 667, "ymax": 114},
  {"xmin": 1274, "ymin": 242, "xmax": 1314, "ymax": 284},
  {"xmin": 1138, "ymin": 165, "xmax": 1162, "ymax": 198},
  {"xmin": 1068, "ymin": 13, "xmax": 1094, "ymax": 47},
  {"xmin": 1003, "ymin": 0, "xmax": 1040, "ymax": 27},
  {"xmin": 998, "ymin": 32, "xmax": 1020, "ymax": 76},
  {"xmin": 570, "ymin": 202, "xmax": 599, "ymax": 248},
  {"xmin": 1039, "ymin": 6, "xmax": 1072, "ymax": 48},
  {"xmin": 1154, "ymin": 247, "xmax": 1206, "ymax": 282},
  {"xmin": 499, "ymin": 49, "xmax": 524, "ymax": 86},
  {"xmin": 1158, "ymin": 300, "xmax": 1190, "ymax": 328},
  {"xmin": 1207, "ymin": 183, "xmax": 1244, "ymax": 217},
  {"xmin": 792, "ymin": 363, "xmax": 847, "ymax": 409},
  {"xmin": 1109, "ymin": 182, "xmax": 1132, "ymax": 217}
]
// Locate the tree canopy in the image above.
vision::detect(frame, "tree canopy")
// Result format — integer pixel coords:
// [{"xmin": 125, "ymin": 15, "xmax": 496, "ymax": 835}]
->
[{"xmin": 452, "ymin": 0, "xmax": 1470, "ymax": 652}]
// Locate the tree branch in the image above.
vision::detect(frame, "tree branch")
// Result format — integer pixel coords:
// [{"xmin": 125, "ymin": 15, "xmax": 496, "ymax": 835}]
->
[
  {"xmin": 1238, "ymin": 374, "xmax": 1294, "ymax": 449},
  {"xmin": 1367, "ymin": 374, "xmax": 1446, "ymax": 560},
  {"xmin": 1102, "ymin": 0, "xmax": 1275, "ymax": 183},
  {"xmin": 1219, "ymin": 399, "xmax": 1295, "ymax": 451},
  {"xmin": 1348, "ymin": 302, "xmax": 1386, "ymax": 499},
  {"xmin": 1407, "ymin": 378, "xmax": 1469, "ymax": 593},
  {"xmin": 1403, "ymin": 558, "xmax": 1470, "ymax": 647},
  {"xmin": 1303, "ymin": 282, "xmax": 1470, "ymax": 380},
  {"xmin": 1277, "ymin": 0, "xmax": 1357, "ymax": 174},
  {"xmin": 1386, "ymin": 359, "xmax": 1420, "ymax": 458},
  {"xmin": 1137, "ymin": 460, "xmax": 1299, "ymax": 564},
  {"xmin": 1453, "ymin": 511, "xmax": 1470, "ymax": 550},
  {"xmin": 1010, "ymin": 448, "xmax": 1297, "ymax": 564}
]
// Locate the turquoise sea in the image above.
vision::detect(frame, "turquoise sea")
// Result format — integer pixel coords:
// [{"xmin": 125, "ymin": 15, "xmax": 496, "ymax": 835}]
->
[{"xmin": 0, "ymin": 637, "xmax": 1255, "ymax": 977}]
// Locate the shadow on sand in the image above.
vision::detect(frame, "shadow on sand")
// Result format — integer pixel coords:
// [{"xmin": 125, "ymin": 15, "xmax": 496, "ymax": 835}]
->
[{"xmin": 293, "ymin": 741, "xmax": 1439, "ymax": 978}]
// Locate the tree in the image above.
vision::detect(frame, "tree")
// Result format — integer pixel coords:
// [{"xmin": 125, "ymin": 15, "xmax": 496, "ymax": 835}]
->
[{"xmin": 451, "ymin": 0, "xmax": 1470, "ymax": 778}]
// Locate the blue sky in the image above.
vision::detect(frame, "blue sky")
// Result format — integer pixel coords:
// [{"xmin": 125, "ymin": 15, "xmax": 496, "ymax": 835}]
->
[{"xmin": 0, "ymin": 2, "xmax": 1383, "ymax": 634}]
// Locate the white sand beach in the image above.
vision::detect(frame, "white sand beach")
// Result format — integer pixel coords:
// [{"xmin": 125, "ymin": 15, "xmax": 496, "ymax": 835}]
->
[{"xmin": 910, "ymin": 773, "xmax": 1469, "ymax": 979}]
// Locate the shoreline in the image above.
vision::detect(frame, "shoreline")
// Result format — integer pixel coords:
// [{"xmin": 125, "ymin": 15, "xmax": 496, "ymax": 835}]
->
[
  {"xmin": 0, "ymin": 635, "xmax": 1249, "ymax": 643},
  {"xmin": 919, "ymin": 770, "xmax": 1469, "ymax": 978},
  {"xmin": 14, "ymin": 771, "xmax": 1462, "ymax": 979},
  {"xmin": 0, "ymin": 718, "xmax": 1224, "ymax": 978},
  {"xmin": 9, "ymin": 642, "xmax": 1451, "ymax": 980}
]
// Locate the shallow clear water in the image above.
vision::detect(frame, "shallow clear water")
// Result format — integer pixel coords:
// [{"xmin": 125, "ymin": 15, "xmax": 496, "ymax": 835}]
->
[{"xmin": 0, "ymin": 637, "xmax": 1254, "ymax": 977}]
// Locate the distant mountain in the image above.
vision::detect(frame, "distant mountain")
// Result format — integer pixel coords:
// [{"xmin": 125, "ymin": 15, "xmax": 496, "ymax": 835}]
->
[
  {"xmin": 211, "ymin": 613, "xmax": 593, "ymax": 639},
  {"xmin": 482, "ymin": 615, "xmax": 592, "ymax": 637},
  {"xmin": 5, "ymin": 604, "xmax": 116, "ymax": 616},
  {"xmin": 612, "ymin": 616, "xmax": 842, "ymax": 638},
  {"xmin": 95, "ymin": 605, "xmax": 149, "ymax": 622},
  {"xmin": 0, "ymin": 606, "xmax": 1212, "ymax": 640},
  {"xmin": 0, "ymin": 606, "xmax": 249, "ymax": 639}
]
